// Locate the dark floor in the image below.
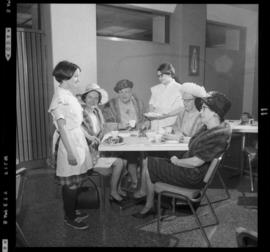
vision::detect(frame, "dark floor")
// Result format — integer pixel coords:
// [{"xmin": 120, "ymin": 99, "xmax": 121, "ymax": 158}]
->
[{"xmin": 17, "ymin": 165, "xmax": 257, "ymax": 247}]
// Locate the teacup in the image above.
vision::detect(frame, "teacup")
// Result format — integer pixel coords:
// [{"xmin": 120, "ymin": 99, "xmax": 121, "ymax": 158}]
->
[
  {"xmin": 111, "ymin": 130, "xmax": 119, "ymax": 138},
  {"xmin": 146, "ymin": 131, "xmax": 155, "ymax": 141},
  {"xmin": 129, "ymin": 120, "xmax": 136, "ymax": 128},
  {"xmin": 154, "ymin": 134, "xmax": 162, "ymax": 143},
  {"xmin": 165, "ymin": 127, "xmax": 172, "ymax": 134}
]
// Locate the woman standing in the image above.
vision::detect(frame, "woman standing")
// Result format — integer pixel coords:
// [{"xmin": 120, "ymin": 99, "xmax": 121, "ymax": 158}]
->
[
  {"xmin": 48, "ymin": 61, "xmax": 92, "ymax": 230},
  {"xmin": 148, "ymin": 62, "xmax": 183, "ymax": 131},
  {"xmin": 81, "ymin": 84, "xmax": 126, "ymax": 202}
]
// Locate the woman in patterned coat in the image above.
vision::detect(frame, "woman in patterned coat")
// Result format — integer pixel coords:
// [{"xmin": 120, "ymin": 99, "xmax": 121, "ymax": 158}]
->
[
  {"xmin": 80, "ymin": 84, "xmax": 126, "ymax": 203},
  {"xmin": 101, "ymin": 79, "xmax": 149, "ymax": 190},
  {"xmin": 132, "ymin": 91, "xmax": 232, "ymax": 218}
]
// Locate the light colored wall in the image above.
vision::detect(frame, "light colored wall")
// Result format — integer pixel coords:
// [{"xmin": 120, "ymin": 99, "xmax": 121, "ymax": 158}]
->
[
  {"xmin": 207, "ymin": 4, "xmax": 258, "ymax": 117},
  {"xmin": 97, "ymin": 4, "xmax": 206, "ymax": 107},
  {"xmin": 46, "ymin": 4, "xmax": 97, "ymax": 93},
  {"xmin": 97, "ymin": 39, "xmax": 173, "ymax": 105}
]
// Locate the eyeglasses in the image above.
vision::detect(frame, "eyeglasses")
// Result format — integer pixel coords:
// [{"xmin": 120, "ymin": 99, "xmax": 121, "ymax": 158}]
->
[
  {"xmin": 201, "ymin": 104, "xmax": 209, "ymax": 111},
  {"xmin": 183, "ymin": 98, "xmax": 194, "ymax": 102},
  {"xmin": 157, "ymin": 72, "xmax": 171, "ymax": 78}
]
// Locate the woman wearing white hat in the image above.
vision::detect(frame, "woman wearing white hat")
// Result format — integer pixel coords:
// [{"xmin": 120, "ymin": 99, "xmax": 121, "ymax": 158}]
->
[
  {"xmin": 134, "ymin": 82, "xmax": 207, "ymax": 199},
  {"xmin": 163, "ymin": 82, "xmax": 207, "ymax": 140},
  {"xmin": 81, "ymin": 84, "xmax": 126, "ymax": 203}
]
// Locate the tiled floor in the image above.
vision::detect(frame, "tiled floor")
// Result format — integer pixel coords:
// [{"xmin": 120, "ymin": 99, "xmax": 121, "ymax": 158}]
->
[{"xmin": 17, "ymin": 165, "xmax": 257, "ymax": 247}]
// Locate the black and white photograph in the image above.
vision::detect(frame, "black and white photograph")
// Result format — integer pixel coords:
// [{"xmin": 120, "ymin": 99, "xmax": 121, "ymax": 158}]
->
[{"xmin": 3, "ymin": 2, "xmax": 265, "ymax": 248}]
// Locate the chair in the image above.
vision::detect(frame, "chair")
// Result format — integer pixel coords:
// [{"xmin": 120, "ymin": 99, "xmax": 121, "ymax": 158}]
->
[
  {"xmin": 16, "ymin": 167, "xmax": 29, "ymax": 247},
  {"xmin": 91, "ymin": 167, "xmax": 112, "ymax": 212},
  {"xmin": 244, "ymin": 146, "xmax": 257, "ymax": 192},
  {"xmin": 213, "ymin": 152, "xmax": 231, "ymax": 202},
  {"xmin": 235, "ymin": 227, "xmax": 257, "ymax": 247},
  {"xmin": 154, "ymin": 155, "xmax": 224, "ymax": 247},
  {"xmin": 213, "ymin": 137, "xmax": 232, "ymax": 202}
]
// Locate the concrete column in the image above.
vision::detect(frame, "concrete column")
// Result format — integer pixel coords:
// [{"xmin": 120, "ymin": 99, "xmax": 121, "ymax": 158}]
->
[
  {"xmin": 43, "ymin": 4, "xmax": 97, "ymax": 93},
  {"xmin": 170, "ymin": 4, "xmax": 206, "ymax": 85}
]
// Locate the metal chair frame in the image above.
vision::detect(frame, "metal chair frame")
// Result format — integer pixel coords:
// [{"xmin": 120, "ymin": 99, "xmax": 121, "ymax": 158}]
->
[
  {"xmin": 155, "ymin": 155, "xmax": 224, "ymax": 247},
  {"xmin": 244, "ymin": 146, "xmax": 257, "ymax": 192},
  {"xmin": 16, "ymin": 168, "xmax": 29, "ymax": 247}
]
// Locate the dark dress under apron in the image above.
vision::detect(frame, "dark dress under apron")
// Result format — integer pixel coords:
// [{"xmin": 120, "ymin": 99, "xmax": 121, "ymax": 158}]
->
[{"xmin": 148, "ymin": 123, "xmax": 231, "ymax": 189}]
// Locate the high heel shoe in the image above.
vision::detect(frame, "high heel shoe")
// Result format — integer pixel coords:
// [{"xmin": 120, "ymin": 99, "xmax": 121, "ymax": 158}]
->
[
  {"xmin": 109, "ymin": 195, "xmax": 125, "ymax": 205},
  {"xmin": 130, "ymin": 181, "xmax": 138, "ymax": 190},
  {"xmin": 132, "ymin": 207, "xmax": 156, "ymax": 219}
]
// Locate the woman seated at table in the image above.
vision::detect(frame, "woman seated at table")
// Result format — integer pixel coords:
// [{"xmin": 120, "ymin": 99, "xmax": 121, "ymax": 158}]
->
[
  {"xmin": 134, "ymin": 82, "xmax": 207, "ymax": 198},
  {"xmin": 102, "ymin": 79, "xmax": 150, "ymax": 190},
  {"xmin": 81, "ymin": 84, "xmax": 126, "ymax": 203},
  {"xmin": 163, "ymin": 82, "xmax": 206, "ymax": 139},
  {"xmin": 132, "ymin": 91, "xmax": 232, "ymax": 218}
]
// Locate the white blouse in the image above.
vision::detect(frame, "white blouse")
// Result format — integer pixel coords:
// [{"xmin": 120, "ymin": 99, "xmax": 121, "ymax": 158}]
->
[{"xmin": 149, "ymin": 79, "xmax": 183, "ymax": 129}]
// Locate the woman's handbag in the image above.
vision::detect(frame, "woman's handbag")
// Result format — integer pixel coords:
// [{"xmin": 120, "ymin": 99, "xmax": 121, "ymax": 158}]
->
[{"xmin": 77, "ymin": 176, "xmax": 100, "ymax": 209}]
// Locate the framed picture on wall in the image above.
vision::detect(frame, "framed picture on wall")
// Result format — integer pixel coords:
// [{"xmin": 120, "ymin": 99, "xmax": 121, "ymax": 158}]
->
[{"xmin": 188, "ymin": 45, "xmax": 200, "ymax": 76}]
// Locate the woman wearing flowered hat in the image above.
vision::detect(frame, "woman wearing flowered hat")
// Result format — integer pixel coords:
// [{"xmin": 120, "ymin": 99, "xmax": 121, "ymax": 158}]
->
[{"xmin": 164, "ymin": 82, "xmax": 207, "ymax": 139}]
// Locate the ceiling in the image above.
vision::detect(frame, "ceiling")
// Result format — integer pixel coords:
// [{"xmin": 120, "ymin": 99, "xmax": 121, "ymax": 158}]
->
[
  {"xmin": 227, "ymin": 4, "xmax": 258, "ymax": 12},
  {"xmin": 17, "ymin": 3, "xmax": 258, "ymax": 33}
]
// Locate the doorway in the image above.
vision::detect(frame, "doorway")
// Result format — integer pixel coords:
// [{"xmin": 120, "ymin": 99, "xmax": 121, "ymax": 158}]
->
[{"xmin": 204, "ymin": 21, "xmax": 246, "ymax": 119}]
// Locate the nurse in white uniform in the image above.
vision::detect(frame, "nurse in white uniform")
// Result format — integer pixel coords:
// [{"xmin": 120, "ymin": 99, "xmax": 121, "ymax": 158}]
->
[{"xmin": 148, "ymin": 62, "xmax": 184, "ymax": 131}]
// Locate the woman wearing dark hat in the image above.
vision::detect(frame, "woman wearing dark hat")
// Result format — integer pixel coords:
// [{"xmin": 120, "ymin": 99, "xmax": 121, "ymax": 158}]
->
[
  {"xmin": 102, "ymin": 79, "xmax": 149, "ymax": 190},
  {"xmin": 102, "ymin": 79, "xmax": 148, "ymax": 130},
  {"xmin": 132, "ymin": 91, "xmax": 232, "ymax": 218},
  {"xmin": 81, "ymin": 84, "xmax": 126, "ymax": 203}
]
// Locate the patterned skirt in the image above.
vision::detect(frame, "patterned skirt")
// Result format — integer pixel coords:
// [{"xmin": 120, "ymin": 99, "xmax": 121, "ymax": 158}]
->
[
  {"xmin": 56, "ymin": 172, "xmax": 89, "ymax": 188},
  {"xmin": 147, "ymin": 156, "xmax": 207, "ymax": 189},
  {"xmin": 54, "ymin": 134, "xmax": 89, "ymax": 189}
]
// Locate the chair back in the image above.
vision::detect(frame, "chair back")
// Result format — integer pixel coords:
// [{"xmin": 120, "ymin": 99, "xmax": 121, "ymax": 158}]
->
[
  {"xmin": 204, "ymin": 132, "xmax": 232, "ymax": 185},
  {"xmin": 200, "ymin": 154, "xmax": 224, "ymax": 196}
]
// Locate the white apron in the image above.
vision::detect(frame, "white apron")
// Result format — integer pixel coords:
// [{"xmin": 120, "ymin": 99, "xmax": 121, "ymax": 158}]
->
[{"xmin": 48, "ymin": 87, "xmax": 92, "ymax": 177}]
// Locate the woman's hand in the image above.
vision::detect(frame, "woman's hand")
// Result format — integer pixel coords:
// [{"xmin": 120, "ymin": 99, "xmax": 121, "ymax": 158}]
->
[
  {"xmin": 170, "ymin": 156, "xmax": 179, "ymax": 166},
  {"xmin": 67, "ymin": 152, "xmax": 78, "ymax": 166},
  {"xmin": 162, "ymin": 133, "xmax": 178, "ymax": 141},
  {"xmin": 89, "ymin": 135, "xmax": 100, "ymax": 145},
  {"xmin": 139, "ymin": 121, "xmax": 150, "ymax": 131},
  {"xmin": 162, "ymin": 132, "xmax": 184, "ymax": 141}
]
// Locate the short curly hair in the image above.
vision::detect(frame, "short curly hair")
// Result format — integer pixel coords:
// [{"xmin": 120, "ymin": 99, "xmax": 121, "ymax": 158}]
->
[{"xmin": 52, "ymin": 60, "xmax": 81, "ymax": 84}]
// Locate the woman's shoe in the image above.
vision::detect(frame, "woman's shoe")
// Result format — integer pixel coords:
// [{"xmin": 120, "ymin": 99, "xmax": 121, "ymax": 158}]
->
[
  {"xmin": 133, "ymin": 191, "xmax": 146, "ymax": 199},
  {"xmin": 118, "ymin": 190, "xmax": 128, "ymax": 198},
  {"xmin": 109, "ymin": 195, "xmax": 125, "ymax": 205},
  {"xmin": 130, "ymin": 181, "xmax": 138, "ymax": 190},
  {"xmin": 132, "ymin": 207, "xmax": 156, "ymax": 219}
]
